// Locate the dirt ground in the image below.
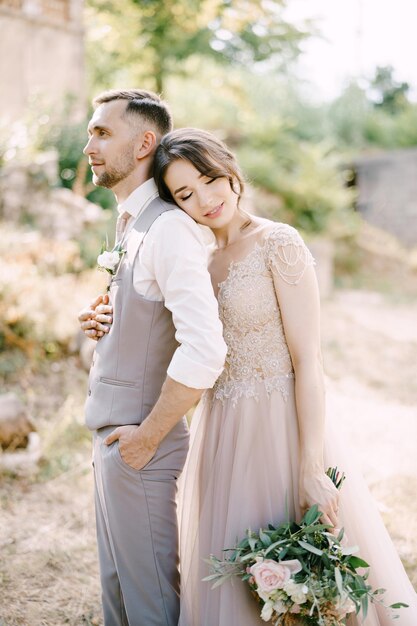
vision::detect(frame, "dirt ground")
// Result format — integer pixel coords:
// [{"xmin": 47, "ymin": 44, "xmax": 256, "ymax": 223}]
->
[{"xmin": 0, "ymin": 288, "xmax": 416, "ymax": 626}]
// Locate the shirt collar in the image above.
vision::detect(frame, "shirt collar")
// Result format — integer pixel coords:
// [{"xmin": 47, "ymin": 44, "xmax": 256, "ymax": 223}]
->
[{"xmin": 117, "ymin": 178, "xmax": 159, "ymax": 218}]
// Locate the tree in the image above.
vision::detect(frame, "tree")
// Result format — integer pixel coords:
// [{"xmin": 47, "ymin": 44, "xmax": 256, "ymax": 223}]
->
[
  {"xmin": 86, "ymin": 0, "xmax": 309, "ymax": 93},
  {"xmin": 368, "ymin": 66, "xmax": 410, "ymax": 114}
]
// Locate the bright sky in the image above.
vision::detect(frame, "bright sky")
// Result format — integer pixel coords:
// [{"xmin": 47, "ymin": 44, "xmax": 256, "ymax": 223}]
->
[{"xmin": 285, "ymin": 0, "xmax": 417, "ymax": 101}]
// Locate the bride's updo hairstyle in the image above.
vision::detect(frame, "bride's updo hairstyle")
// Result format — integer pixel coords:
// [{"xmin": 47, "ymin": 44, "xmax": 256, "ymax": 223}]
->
[{"xmin": 153, "ymin": 128, "xmax": 245, "ymax": 206}]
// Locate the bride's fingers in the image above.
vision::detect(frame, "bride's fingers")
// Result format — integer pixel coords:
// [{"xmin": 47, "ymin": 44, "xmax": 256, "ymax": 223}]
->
[
  {"xmin": 320, "ymin": 507, "xmax": 338, "ymax": 529},
  {"xmin": 332, "ymin": 494, "xmax": 340, "ymax": 515},
  {"xmin": 319, "ymin": 511, "xmax": 333, "ymax": 527},
  {"xmin": 330, "ymin": 513, "xmax": 338, "ymax": 528},
  {"xmin": 328, "ymin": 508, "xmax": 339, "ymax": 528}
]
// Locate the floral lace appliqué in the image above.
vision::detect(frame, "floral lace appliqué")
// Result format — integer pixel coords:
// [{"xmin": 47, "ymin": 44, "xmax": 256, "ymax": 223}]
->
[
  {"xmin": 264, "ymin": 224, "xmax": 315, "ymax": 285},
  {"xmin": 213, "ymin": 224, "xmax": 314, "ymax": 407}
]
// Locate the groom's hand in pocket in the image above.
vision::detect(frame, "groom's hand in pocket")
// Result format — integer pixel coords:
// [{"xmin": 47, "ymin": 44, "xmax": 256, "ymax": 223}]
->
[
  {"xmin": 78, "ymin": 294, "xmax": 113, "ymax": 340},
  {"xmin": 104, "ymin": 425, "xmax": 157, "ymax": 470}
]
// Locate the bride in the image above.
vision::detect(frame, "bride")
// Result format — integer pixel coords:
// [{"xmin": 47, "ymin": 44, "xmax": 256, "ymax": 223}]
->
[{"xmin": 153, "ymin": 128, "xmax": 417, "ymax": 626}]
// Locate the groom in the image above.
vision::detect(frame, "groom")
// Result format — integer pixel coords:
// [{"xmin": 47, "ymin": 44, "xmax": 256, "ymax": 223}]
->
[{"xmin": 79, "ymin": 89, "xmax": 226, "ymax": 626}]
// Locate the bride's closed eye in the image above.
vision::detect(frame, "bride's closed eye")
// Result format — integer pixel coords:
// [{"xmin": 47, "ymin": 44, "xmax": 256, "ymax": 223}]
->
[{"xmin": 179, "ymin": 177, "xmax": 216, "ymax": 202}]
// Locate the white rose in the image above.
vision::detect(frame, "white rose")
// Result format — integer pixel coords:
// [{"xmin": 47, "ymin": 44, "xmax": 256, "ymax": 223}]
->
[
  {"xmin": 283, "ymin": 580, "xmax": 298, "ymax": 595},
  {"xmin": 273, "ymin": 599, "xmax": 287, "ymax": 614},
  {"xmin": 291, "ymin": 590, "xmax": 307, "ymax": 604},
  {"xmin": 258, "ymin": 590, "xmax": 273, "ymax": 603},
  {"xmin": 284, "ymin": 581, "xmax": 307, "ymax": 605},
  {"xmin": 335, "ymin": 594, "xmax": 356, "ymax": 617},
  {"xmin": 261, "ymin": 600, "xmax": 274, "ymax": 622},
  {"xmin": 97, "ymin": 250, "xmax": 121, "ymax": 271}
]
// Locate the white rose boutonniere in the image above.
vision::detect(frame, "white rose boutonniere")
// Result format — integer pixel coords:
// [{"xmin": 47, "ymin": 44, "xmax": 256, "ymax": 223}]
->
[
  {"xmin": 97, "ymin": 250, "xmax": 121, "ymax": 272},
  {"xmin": 97, "ymin": 241, "xmax": 126, "ymax": 287}
]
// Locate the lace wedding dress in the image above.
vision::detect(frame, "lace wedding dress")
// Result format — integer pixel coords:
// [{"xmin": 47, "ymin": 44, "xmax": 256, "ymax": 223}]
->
[{"xmin": 177, "ymin": 221, "xmax": 417, "ymax": 626}]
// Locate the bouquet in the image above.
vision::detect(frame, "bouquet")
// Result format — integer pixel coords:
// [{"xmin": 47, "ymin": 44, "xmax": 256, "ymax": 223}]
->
[{"xmin": 204, "ymin": 468, "xmax": 407, "ymax": 625}]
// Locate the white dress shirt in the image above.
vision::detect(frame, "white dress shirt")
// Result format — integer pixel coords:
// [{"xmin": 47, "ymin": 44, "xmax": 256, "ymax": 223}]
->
[{"xmin": 117, "ymin": 179, "xmax": 227, "ymax": 389}]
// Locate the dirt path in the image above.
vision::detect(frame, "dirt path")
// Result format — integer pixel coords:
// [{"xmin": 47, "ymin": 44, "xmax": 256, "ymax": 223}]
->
[
  {"xmin": 0, "ymin": 288, "xmax": 416, "ymax": 625},
  {"xmin": 322, "ymin": 290, "xmax": 417, "ymax": 588}
]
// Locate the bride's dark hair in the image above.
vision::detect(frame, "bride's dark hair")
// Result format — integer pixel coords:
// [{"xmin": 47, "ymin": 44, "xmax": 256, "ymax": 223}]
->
[{"xmin": 153, "ymin": 128, "xmax": 245, "ymax": 206}]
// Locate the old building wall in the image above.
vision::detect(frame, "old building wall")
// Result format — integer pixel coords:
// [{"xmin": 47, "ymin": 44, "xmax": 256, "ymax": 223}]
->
[
  {"xmin": 0, "ymin": 0, "xmax": 85, "ymax": 122},
  {"xmin": 355, "ymin": 148, "xmax": 417, "ymax": 247}
]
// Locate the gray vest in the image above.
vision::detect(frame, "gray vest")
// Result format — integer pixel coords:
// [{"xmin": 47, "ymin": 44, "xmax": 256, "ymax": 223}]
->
[{"xmin": 85, "ymin": 198, "xmax": 178, "ymax": 431}]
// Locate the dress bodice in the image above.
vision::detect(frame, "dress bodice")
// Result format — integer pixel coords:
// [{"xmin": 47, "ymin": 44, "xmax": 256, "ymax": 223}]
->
[{"xmin": 212, "ymin": 223, "xmax": 315, "ymax": 406}]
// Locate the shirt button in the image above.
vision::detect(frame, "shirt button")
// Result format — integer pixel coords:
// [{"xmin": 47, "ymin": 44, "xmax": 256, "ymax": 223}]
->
[{"xmin": 88, "ymin": 389, "xmax": 91, "ymax": 396}]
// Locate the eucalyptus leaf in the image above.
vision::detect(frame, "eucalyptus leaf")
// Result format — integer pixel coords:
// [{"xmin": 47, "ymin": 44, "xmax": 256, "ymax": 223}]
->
[
  {"xmin": 259, "ymin": 529, "xmax": 272, "ymax": 546},
  {"xmin": 211, "ymin": 577, "xmax": 229, "ymax": 589},
  {"xmin": 362, "ymin": 593, "xmax": 369, "ymax": 619},
  {"xmin": 374, "ymin": 588, "xmax": 386, "ymax": 595},
  {"xmin": 301, "ymin": 524, "xmax": 330, "ymax": 534},
  {"xmin": 335, "ymin": 567, "xmax": 344, "ymax": 595},
  {"xmin": 278, "ymin": 547, "xmax": 289, "ymax": 560},
  {"xmin": 264, "ymin": 539, "xmax": 287, "ymax": 556},
  {"xmin": 302, "ymin": 505, "xmax": 320, "ymax": 526},
  {"xmin": 298, "ymin": 540, "xmax": 323, "ymax": 556},
  {"xmin": 354, "ymin": 574, "xmax": 368, "ymax": 589},
  {"xmin": 341, "ymin": 545, "xmax": 359, "ymax": 555},
  {"xmin": 202, "ymin": 573, "xmax": 222, "ymax": 582},
  {"xmin": 348, "ymin": 556, "xmax": 370, "ymax": 569}
]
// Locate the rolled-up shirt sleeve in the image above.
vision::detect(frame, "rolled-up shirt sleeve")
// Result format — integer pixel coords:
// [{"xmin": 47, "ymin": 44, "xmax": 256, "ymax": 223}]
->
[{"xmin": 145, "ymin": 211, "xmax": 227, "ymax": 389}]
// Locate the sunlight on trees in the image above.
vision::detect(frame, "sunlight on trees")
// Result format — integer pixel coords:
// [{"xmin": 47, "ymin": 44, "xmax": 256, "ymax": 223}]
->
[{"xmin": 86, "ymin": 0, "xmax": 308, "ymax": 93}]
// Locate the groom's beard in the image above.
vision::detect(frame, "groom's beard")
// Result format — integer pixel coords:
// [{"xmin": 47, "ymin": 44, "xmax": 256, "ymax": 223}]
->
[{"xmin": 94, "ymin": 142, "xmax": 136, "ymax": 189}]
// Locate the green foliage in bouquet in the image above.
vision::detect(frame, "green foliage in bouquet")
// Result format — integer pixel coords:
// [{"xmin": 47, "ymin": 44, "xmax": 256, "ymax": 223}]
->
[
  {"xmin": 205, "ymin": 468, "xmax": 407, "ymax": 625},
  {"xmin": 325, "ymin": 467, "xmax": 346, "ymax": 491}
]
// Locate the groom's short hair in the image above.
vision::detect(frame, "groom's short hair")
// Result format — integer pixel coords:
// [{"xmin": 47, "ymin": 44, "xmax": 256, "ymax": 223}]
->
[{"xmin": 93, "ymin": 89, "xmax": 173, "ymax": 137}]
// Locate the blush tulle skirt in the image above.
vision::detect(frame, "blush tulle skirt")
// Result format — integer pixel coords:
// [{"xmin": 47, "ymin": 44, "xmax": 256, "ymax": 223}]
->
[{"xmin": 177, "ymin": 381, "xmax": 417, "ymax": 626}]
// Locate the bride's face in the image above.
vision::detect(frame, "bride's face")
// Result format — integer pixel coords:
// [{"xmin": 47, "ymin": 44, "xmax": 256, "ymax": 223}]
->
[{"xmin": 164, "ymin": 159, "xmax": 239, "ymax": 229}]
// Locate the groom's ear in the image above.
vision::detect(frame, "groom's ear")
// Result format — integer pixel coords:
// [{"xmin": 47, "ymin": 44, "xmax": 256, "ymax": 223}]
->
[{"xmin": 136, "ymin": 130, "xmax": 157, "ymax": 159}]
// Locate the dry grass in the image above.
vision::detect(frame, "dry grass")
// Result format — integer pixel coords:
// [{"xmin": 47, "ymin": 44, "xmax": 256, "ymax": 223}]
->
[
  {"xmin": 321, "ymin": 289, "xmax": 417, "ymax": 590},
  {"xmin": 371, "ymin": 475, "xmax": 417, "ymax": 589},
  {"xmin": 0, "ymin": 288, "xmax": 416, "ymax": 625},
  {"xmin": 0, "ymin": 469, "xmax": 101, "ymax": 626},
  {"xmin": 0, "ymin": 357, "xmax": 102, "ymax": 625}
]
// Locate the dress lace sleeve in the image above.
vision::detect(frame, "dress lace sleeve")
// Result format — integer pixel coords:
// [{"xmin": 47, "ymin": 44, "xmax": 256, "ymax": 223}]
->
[{"xmin": 264, "ymin": 224, "xmax": 315, "ymax": 285}]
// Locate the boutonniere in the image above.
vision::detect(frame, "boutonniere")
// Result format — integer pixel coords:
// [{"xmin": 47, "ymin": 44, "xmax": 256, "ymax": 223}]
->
[{"xmin": 97, "ymin": 240, "xmax": 126, "ymax": 283}]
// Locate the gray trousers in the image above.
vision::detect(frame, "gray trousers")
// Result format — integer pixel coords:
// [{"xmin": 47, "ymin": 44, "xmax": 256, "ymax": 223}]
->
[{"xmin": 93, "ymin": 421, "xmax": 189, "ymax": 626}]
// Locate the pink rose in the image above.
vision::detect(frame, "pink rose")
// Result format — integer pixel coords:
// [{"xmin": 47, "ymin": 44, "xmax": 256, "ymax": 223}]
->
[{"xmin": 249, "ymin": 559, "xmax": 302, "ymax": 593}]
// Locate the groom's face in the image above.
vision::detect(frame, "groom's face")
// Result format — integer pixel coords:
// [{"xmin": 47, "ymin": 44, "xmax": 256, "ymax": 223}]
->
[{"xmin": 84, "ymin": 100, "xmax": 139, "ymax": 189}]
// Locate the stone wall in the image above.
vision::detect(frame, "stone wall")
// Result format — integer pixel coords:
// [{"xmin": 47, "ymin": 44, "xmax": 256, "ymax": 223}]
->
[
  {"xmin": 0, "ymin": 151, "xmax": 104, "ymax": 240},
  {"xmin": 0, "ymin": 0, "xmax": 85, "ymax": 122},
  {"xmin": 354, "ymin": 148, "xmax": 417, "ymax": 248}
]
